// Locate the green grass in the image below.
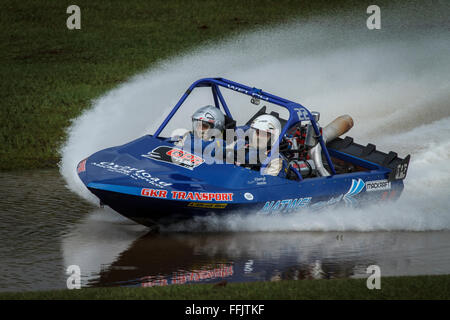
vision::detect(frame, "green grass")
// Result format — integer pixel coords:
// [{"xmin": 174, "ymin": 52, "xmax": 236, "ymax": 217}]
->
[
  {"xmin": 2, "ymin": 275, "xmax": 450, "ymax": 300},
  {"xmin": 1, "ymin": 0, "xmax": 397, "ymax": 170}
]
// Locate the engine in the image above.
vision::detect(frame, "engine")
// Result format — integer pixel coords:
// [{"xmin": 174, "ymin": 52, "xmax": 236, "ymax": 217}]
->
[{"xmin": 283, "ymin": 113, "xmax": 354, "ymax": 179}]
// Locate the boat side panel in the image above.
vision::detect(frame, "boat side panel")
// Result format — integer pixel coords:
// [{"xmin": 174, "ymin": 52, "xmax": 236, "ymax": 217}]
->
[{"xmin": 89, "ymin": 188, "xmax": 256, "ymax": 227}]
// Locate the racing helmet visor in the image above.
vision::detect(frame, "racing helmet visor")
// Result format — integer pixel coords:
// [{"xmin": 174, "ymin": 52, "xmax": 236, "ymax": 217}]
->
[{"xmin": 193, "ymin": 119, "xmax": 213, "ymax": 140}]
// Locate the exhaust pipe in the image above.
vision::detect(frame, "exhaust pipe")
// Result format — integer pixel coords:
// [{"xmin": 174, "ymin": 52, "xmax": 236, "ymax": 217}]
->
[
  {"xmin": 322, "ymin": 115, "xmax": 354, "ymax": 143},
  {"xmin": 309, "ymin": 115, "xmax": 354, "ymax": 177}
]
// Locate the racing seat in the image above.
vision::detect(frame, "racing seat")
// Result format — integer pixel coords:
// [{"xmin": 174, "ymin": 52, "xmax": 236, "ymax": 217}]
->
[
  {"xmin": 267, "ymin": 111, "xmax": 287, "ymax": 129},
  {"xmin": 245, "ymin": 106, "xmax": 267, "ymax": 126},
  {"xmin": 224, "ymin": 114, "xmax": 237, "ymax": 130},
  {"xmin": 223, "ymin": 114, "xmax": 237, "ymax": 142}
]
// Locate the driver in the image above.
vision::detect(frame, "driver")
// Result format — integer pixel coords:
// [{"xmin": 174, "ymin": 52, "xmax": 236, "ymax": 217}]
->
[
  {"xmin": 175, "ymin": 105, "xmax": 226, "ymax": 160},
  {"xmin": 191, "ymin": 105, "xmax": 225, "ymax": 142},
  {"xmin": 232, "ymin": 114, "xmax": 288, "ymax": 177}
]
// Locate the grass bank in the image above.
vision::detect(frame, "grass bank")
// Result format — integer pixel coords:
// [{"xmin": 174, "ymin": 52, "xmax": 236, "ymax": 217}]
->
[
  {"xmin": 1, "ymin": 275, "xmax": 450, "ymax": 300},
  {"xmin": 1, "ymin": 0, "xmax": 410, "ymax": 171}
]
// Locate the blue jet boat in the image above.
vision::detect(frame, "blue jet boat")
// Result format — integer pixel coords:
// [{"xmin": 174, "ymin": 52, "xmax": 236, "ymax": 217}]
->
[{"xmin": 77, "ymin": 78, "xmax": 410, "ymax": 227}]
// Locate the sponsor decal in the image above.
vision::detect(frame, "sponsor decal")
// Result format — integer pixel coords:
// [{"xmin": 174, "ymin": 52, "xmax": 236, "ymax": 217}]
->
[
  {"xmin": 261, "ymin": 179, "xmax": 368, "ymax": 213},
  {"xmin": 77, "ymin": 159, "xmax": 86, "ymax": 173},
  {"xmin": 247, "ymin": 177, "xmax": 267, "ymax": 185},
  {"xmin": 226, "ymin": 84, "xmax": 269, "ymax": 101},
  {"xmin": 172, "ymin": 191, "xmax": 233, "ymax": 201},
  {"xmin": 343, "ymin": 178, "xmax": 365, "ymax": 206},
  {"xmin": 310, "ymin": 194, "xmax": 343, "ymax": 210},
  {"xmin": 197, "ymin": 112, "xmax": 215, "ymax": 123},
  {"xmin": 91, "ymin": 162, "xmax": 172, "ymax": 188},
  {"xmin": 244, "ymin": 192, "xmax": 254, "ymax": 201},
  {"xmin": 142, "ymin": 146, "xmax": 204, "ymax": 170},
  {"xmin": 310, "ymin": 179, "xmax": 365, "ymax": 210},
  {"xmin": 227, "ymin": 84, "xmax": 249, "ymax": 95},
  {"xmin": 187, "ymin": 202, "xmax": 228, "ymax": 209},
  {"xmin": 261, "ymin": 197, "xmax": 311, "ymax": 213},
  {"xmin": 251, "ymin": 92, "xmax": 269, "ymax": 101},
  {"xmin": 365, "ymin": 179, "xmax": 391, "ymax": 192},
  {"xmin": 309, "ymin": 178, "xmax": 368, "ymax": 210},
  {"xmin": 141, "ymin": 264, "xmax": 233, "ymax": 287},
  {"xmin": 141, "ymin": 188, "xmax": 233, "ymax": 202},
  {"xmin": 141, "ymin": 188, "xmax": 168, "ymax": 198}
]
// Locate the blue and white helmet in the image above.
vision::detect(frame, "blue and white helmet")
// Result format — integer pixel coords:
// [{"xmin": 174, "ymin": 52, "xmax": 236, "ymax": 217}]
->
[{"xmin": 192, "ymin": 105, "xmax": 225, "ymax": 140}]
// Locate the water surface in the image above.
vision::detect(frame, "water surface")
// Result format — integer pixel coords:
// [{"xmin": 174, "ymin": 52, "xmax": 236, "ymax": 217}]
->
[{"xmin": 1, "ymin": 170, "xmax": 450, "ymax": 292}]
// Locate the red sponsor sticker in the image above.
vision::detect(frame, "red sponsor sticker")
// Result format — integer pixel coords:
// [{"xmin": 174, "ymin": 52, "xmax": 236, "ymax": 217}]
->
[
  {"xmin": 140, "ymin": 188, "xmax": 233, "ymax": 202},
  {"xmin": 166, "ymin": 148, "xmax": 204, "ymax": 167},
  {"xmin": 77, "ymin": 159, "xmax": 86, "ymax": 173},
  {"xmin": 141, "ymin": 188, "xmax": 168, "ymax": 198},
  {"xmin": 171, "ymin": 191, "xmax": 233, "ymax": 202}
]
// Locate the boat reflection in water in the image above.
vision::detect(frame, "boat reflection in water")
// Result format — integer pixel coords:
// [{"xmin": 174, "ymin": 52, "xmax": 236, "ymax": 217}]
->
[{"xmin": 62, "ymin": 209, "xmax": 450, "ymax": 288}]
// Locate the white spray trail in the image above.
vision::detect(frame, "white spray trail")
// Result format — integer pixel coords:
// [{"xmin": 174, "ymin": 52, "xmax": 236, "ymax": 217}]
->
[{"xmin": 60, "ymin": 8, "xmax": 450, "ymax": 231}]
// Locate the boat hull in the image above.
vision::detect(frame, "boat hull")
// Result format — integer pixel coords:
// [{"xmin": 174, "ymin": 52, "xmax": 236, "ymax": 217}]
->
[{"xmin": 78, "ymin": 135, "xmax": 406, "ymax": 228}]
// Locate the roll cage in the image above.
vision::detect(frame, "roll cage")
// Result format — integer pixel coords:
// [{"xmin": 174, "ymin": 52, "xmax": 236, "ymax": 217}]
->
[{"xmin": 153, "ymin": 77, "xmax": 337, "ymax": 177}]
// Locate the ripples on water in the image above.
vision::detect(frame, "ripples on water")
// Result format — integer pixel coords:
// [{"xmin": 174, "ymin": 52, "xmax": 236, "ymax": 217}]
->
[{"xmin": 0, "ymin": 170, "xmax": 94, "ymax": 292}]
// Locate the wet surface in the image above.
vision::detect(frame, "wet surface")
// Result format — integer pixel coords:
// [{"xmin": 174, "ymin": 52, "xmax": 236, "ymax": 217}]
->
[
  {"xmin": 75, "ymin": 224, "xmax": 450, "ymax": 288},
  {"xmin": 0, "ymin": 170, "xmax": 94, "ymax": 291},
  {"xmin": 1, "ymin": 170, "xmax": 450, "ymax": 292}
]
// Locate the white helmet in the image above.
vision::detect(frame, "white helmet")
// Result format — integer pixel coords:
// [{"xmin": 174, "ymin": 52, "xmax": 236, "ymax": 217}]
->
[
  {"xmin": 192, "ymin": 105, "xmax": 225, "ymax": 141},
  {"xmin": 250, "ymin": 114, "xmax": 282, "ymax": 149}
]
